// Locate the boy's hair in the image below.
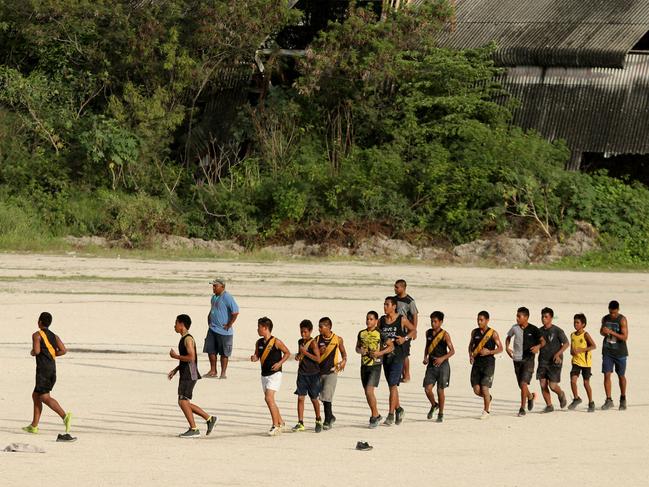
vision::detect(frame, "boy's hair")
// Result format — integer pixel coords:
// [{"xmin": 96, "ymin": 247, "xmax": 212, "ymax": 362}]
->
[
  {"xmin": 478, "ymin": 310, "xmax": 490, "ymax": 320},
  {"xmin": 258, "ymin": 317, "xmax": 274, "ymax": 332},
  {"xmin": 517, "ymin": 306, "xmax": 530, "ymax": 317},
  {"xmin": 299, "ymin": 319, "xmax": 313, "ymax": 331},
  {"xmin": 541, "ymin": 307, "xmax": 554, "ymax": 317},
  {"xmin": 385, "ymin": 296, "xmax": 398, "ymax": 308},
  {"xmin": 608, "ymin": 300, "xmax": 620, "ymax": 310},
  {"xmin": 38, "ymin": 312, "xmax": 53, "ymax": 327},
  {"xmin": 176, "ymin": 314, "xmax": 192, "ymax": 329},
  {"xmin": 367, "ymin": 310, "xmax": 379, "ymax": 320},
  {"xmin": 430, "ymin": 311, "xmax": 444, "ymax": 322},
  {"xmin": 319, "ymin": 317, "xmax": 333, "ymax": 328},
  {"xmin": 395, "ymin": 279, "xmax": 407, "ymax": 287},
  {"xmin": 574, "ymin": 313, "xmax": 587, "ymax": 325}
]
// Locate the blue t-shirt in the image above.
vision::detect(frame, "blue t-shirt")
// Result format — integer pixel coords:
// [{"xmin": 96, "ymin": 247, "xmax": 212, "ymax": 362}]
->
[{"xmin": 209, "ymin": 291, "xmax": 239, "ymax": 336}]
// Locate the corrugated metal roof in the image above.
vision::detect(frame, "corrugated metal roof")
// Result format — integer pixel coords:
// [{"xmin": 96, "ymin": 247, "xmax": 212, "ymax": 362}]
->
[
  {"xmin": 433, "ymin": 0, "xmax": 649, "ymax": 67},
  {"xmin": 500, "ymin": 53, "xmax": 649, "ymax": 154}
]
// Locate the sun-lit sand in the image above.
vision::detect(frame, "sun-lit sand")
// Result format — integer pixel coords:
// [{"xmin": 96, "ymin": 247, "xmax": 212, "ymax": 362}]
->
[{"xmin": 1, "ymin": 254, "xmax": 647, "ymax": 486}]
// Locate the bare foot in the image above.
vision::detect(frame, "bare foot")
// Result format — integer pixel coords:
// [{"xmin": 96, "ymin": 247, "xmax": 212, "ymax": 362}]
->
[
  {"xmin": 219, "ymin": 375, "xmax": 227, "ymax": 380},
  {"xmin": 207, "ymin": 371, "xmax": 218, "ymax": 377}
]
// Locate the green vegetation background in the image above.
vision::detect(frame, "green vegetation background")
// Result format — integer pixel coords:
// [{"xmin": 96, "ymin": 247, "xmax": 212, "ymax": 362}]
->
[{"xmin": 1, "ymin": 1, "xmax": 648, "ymax": 267}]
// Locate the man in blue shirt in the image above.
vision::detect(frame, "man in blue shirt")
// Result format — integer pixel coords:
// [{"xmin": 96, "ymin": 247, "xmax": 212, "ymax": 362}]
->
[{"xmin": 204, "ymin": 278, "xmax": 239, "ymax": 378}]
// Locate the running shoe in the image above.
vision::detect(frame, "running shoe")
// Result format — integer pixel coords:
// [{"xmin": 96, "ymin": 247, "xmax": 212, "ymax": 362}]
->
[
  {"xmin": 369, "ymin": 415, "xmax": 382, "ymax": 429},
  {"xmin": 542, "ymin": 405, "xmax": 554, "ymax": 413},
  {"xmin": 206, "ymin": 415, "xmax": 218, "ymax": 436},
  {"xmin": 601, "ymin": 398, "xmax": 614, "ymax": 410},
  {"xmin": 436, "ymin": 414, "xmax": 443, "ymax": 423},
  {"xmin": 619, "ymin": 397, "xmax": 627, "ymax": 411},
  {"xmin": 292, "ymin": 422, "xmax": 305, "ymax": 432},
  {"xmin": 267, "ymin": 425, "xmax": 281, "ymax": 437},
  {"xmin": 588, "ymin": 401, "xmax": 596, "ymax": 412},
  {"xmin": 559, "ymin": 392, "xmax": 567, "ymax": 409},
  {"xmin": 517, "ymin": 407, "xmax": 526, "ymax": 417},
  {"xmin": 427, "ymin": 403, "xmax": 438, "ymax": 420},
  {"xmin": 568, "ymin": 398, "xmax": 582, "ymax": 410},
  {"xmin": 315, "ymin": 420, "xmax": 323, "ymax": 433},
  {"xmin": 480, "ymin": 410, "xmax": 490, "ymax": 420},
  {"xmin": 22, "ymin": 425, "xmax": 38, "ymax": 434},
  {"xmin": 527, "ymin": 393, "xmax": 536, "ymax": 411},
  {"xmin": 395, "ymin": 407, "xmax": 404, "ymax": 425},
  {"xmin": 355, "ymin": 441, "xmax": 373, "ymax": 451},
  {"xmin": 383, "ymin": 413, "xmax": 395, "ymax": 426},
  {"xmin": 56, "ymin": 433, "xmax": 77, "ymax": 442},
  {"xmin": 179, "ymin": 428, "xmax": 200, "ymax": 438},
  {"xmin": 63, "ymin": 412, "xmax": 72, "ymax": 433}
]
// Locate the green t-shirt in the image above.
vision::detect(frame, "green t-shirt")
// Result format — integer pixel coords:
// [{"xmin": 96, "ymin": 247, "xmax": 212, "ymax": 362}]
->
[{"xmin": 357, "ymin": 328, "xmax": 382, "ymax": 366}]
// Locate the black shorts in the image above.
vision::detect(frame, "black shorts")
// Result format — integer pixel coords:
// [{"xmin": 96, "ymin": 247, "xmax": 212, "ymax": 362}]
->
[
  {"xmin": 570, "ymin": 364, "xmax": 592, "ymax": 380},
  {"xmin": 423, "ymin": 361, "xmax": 450, "ymax": 389},
  {"xmin": 470, "ymin": 363, "xmax": 494, "ymax": 388},
  {"xmin": 34, "ymin": 369, "xmax": 56, "ymax": 394},
  {"xmin": 514, "ymin": 357, "xmax": 535, "ymax": 385},
  {"xmin": 402, "ymin": 340, "xmax": 411, "ymax": 357},
  {"xmin": 178, "ymin": 379, "xmax": 197, "ymax": 400},
  {"xmin": 203, "ymin": 329, "xmax": 233, "ymax": 357},
  {"xmin": 536, "ymin": 362, "xmax": 562, "ymax": 383},
  {"xmin": 294, "ymin": 373, "xmax": 321, "ymax": 399},
  {"xmin": 361, "ymin": 365, "xmax": 382, "ymax": 389}
]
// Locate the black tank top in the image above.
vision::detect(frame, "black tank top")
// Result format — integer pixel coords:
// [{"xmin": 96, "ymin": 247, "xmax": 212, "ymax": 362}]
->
[
  {"xmin": 178, "ymin": 334, "xmax": 201, "ymax": 380},
  {"xmin": 257, "ymin": 336, "xmax": 283, "ymax": 376},
  {"xmin": 425, "ymin": 328, "xmax": 448, "ymax": 358},
  {"xmin": 35, "ymin": 328, "xmax": 58, "ymax": 373},
  {"xmin": 298, "ymin": 338, "xmax": 320, "ymax": 376},
  {"xmin": 379, "ymin": 315, "xmax": 406, "ymax": 362},
  {"xmin": 601, "ymin": 314, "xmax": 629, "ymax": 358},
  {"xmin": 470, "ymin": 327, "xmax": 496, "ymax": 367},
  {"xmin": 317, "ymin": 334, "xmax": 338, "ymax": 375}
]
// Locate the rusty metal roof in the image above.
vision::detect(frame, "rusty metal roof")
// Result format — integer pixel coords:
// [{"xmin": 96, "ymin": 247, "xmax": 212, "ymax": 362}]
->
[
  {"xmin": 500, "ymin": 53, "xmax": 649, "ymax": 154},
  {"xmin": 433, "ymin": 0, "xmax": 649, "ymax": 67}
]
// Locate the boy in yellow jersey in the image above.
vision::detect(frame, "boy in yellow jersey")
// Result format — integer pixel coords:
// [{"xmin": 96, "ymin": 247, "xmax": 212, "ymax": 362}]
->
[
  {"xmin": 568, "ymin": 313, "xmax": 597, "ymax": 412},
  {"xmin": 23, "ymin": 312, "xmax": 74, "ymax": 441},
  {"xmin": 356, "ymin": 310, "xmax": 393, "ymax": 428}
]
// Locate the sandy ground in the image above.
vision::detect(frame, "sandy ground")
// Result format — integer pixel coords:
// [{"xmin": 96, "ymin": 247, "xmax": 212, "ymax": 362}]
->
[{"xmin": 0, "ymin": 253, "xmax": 647, "ymax": 486}]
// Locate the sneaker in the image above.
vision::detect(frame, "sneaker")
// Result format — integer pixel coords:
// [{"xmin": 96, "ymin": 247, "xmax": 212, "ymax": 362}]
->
[
  {"xmin": 517, "ymin": 407, "xmax": 526, "ymax": 417},
  {"xmin": 568, "ymin": 398, "xmax": 582, "ymax": 410},
  {"xmin": 559, "ymin": 392, "xmax": 567, "ymax": 409},
  {"xmin": 480, "ymin": 410, "xmax": 490, "ymax": 420},
  {"xmin": 395, "ymin": 407, "xmax": 404, "ymax": 425},
  {"xmin": 22, "ymin": 425, "xmax": 38, "ymax": 434},
  {"xmin": 369, "ymin": 416, "xmax": 381, "ymax": 429},
  {"xmin": 436, "ymin": 414, "xmax": 443, "ymax": 423},
  {"xmin": 427, "ymin": 403, "xmax": 438, "ymax": 420},
  {"xmin": 323, "ymin": 416, "xmax": 336, "ymax": 431},
  {"xmin": 63, "ymin": 412, "xmax": 72, "ymax": 433},
  {"xmin": 179, "ymin": 428, "xmax": 200, "ymax": 438},
  {"xmin": 383, "ymin": 413, "xmax": 395, "ymax": 426},
  {"xmin": 588, "ymin": 401, "xmax": 596, "ymax": 412},
  {"xmin": 267, "ymin": 425, "xmax": 281, "ymax": 436},
  {"xmin": 527, "ymin": 392, "xmax": 536, "ymax": 411},
  {"xmin": 56, "ymin": 433, "xmax": 77, "ymax": 442},
  {"xmin": 292, "ymin": 422, "xmax": 306, "ymax": 432},
  {"xmin": 542, "ymin": 405, "xmax": 554, "ymax": 413},
  {"xmin": 329, "ymin": 415, "xmax": 336, "ymax": 428},
  {"xmin": 355, "ymin": 441, "xmax": 373, "ymax": 451},
  {"xmin": 619, "ymin": 397, "xmax": 627, "ymax": 411},
  {"xmin": 602, "ymin": 398, "xmax": 614, "ymax": 410},
  {"xmin": 206, "ymin": 415, "xmax": 218, "ymax": 436},
  {"xmin": 315, "ymin": 420, "xmax": 323, "ymax": 433}
]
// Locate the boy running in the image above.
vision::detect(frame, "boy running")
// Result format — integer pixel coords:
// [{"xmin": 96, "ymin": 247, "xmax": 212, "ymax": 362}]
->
[
  {"xmin": 168, "ymin": 314, "xmax": 217, "ymax": 438},
  {"xmin": 536, "ymin": 307, "xmax": 569, "ymax": 412},
  {"xmin": 379, "ymin": 296, "xmax": 416, "ymax": 426},
  {"xmin": 23, "ymin": 312, "xmax": 73, "ymax": 440},
  {"xmin": 423, "ymin": 311, "xmax": 455, "ymax": 423},
  {"xmin": 394, "ymin": 279, "xmax": 418, "ymax": 383},
  {"xmin": 292, "ymin": 320, "xmax": 322, "ymax": 433},
  {"xmin": 469, "ymin": 311, "xmax": 503, "ymax": 419},
  {"xmin": 251, "ymin": 317, "xmax": 290, "ymax": 436},
  {"xmin": 600, "ymin": 300, "xmax": 629, "ymax": 410},
  {"xmin": 569, "ymin": 313, "xmax": 596, "ymax": 412},
  {"xmin": 356, "ymin": 310, "xmax": 393, "ymax": 428},
  {"xmin": 506, "ymin": 307, "xmax": 543, "ymax": 417},
  {"xmin": 317, "ymin": 317, "xmax": 347, "ymax": 430}
]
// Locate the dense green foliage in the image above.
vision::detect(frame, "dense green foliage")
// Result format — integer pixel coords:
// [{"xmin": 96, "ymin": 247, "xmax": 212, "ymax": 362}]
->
[{"xmin": 1, "ymin": 1, "xmax": 648, "ymax": 265}]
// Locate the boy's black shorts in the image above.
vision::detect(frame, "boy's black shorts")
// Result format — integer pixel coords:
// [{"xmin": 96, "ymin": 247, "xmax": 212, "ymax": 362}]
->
[
  {"xmin": 360, "ymin": 364, "xmax": 382, "ymax": 389},
  {"xmin": 570, "ymin": 364, "xmax": 592, "ymax": 380},
  {"xmin": 34, "ymin": 369, "xmax": 56, "ymax": 394},
  {"xmin": 294, "ymin": 373, "xmax": 321, "ymax": 399},
  {"xmin": 514, "ymin": 357, "xmax": 535, "ymax": 385},
  {"xmin": 178, "ymin": 379, "xmax": 197, "ymax": 400},
  {"xmin": 536, "ymin": 363, "xmax": 562, "ymax": 383}
]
